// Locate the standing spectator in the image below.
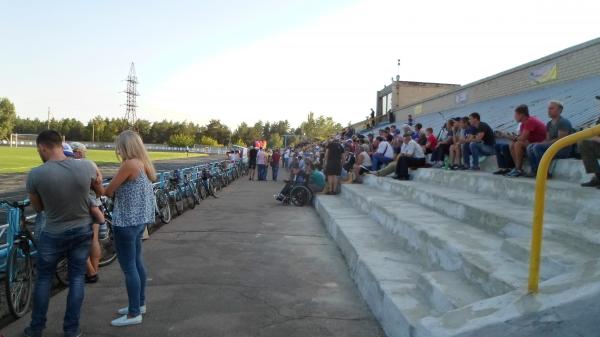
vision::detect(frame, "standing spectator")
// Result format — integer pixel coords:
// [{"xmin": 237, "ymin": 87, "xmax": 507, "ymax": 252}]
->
[
  {"xmin": 324, "ymin": 139, "xmax": 344, "ymax": 195},
  {"xmin": 248, "ymin": 146, "xmax": 257, "ymax": 180},
  {"xmin": 256, "ymin": 148, "xmax": 267, "ymax": 181},
  {"xmin": 270, "ymin": 149, "xmax": 281, "ymax": 181},
  {"xmin": 25, "ymin": 130, "xmax": 101, "ymax": 337},
  {"xmin": 580, "ymin": 96, "xmax": 600, "ymax": 188},
  {"xmin": 102, "ymin": 130, "xmax": 156, "ymax": 327},
  {"xmin": 464, "ymin": 112, "xmax": 496, "ymax": 170},
  {"xmin": 395, "ymin": 133, "xmax": 426, "ymax": 180},
  {"xmin": 505, "ymin": 104, "xmax": 547, "ymax": 177},
  {"xmin": 526, "ymin": 101, "xmax": 573, "ymax": 176},
  {"xmin": 371, "ymin": 136, "xmax": 395, "ymax": 170},
  {"xmin": 283, "ymin": 147, "xmax": 291, "ymax": 168}
]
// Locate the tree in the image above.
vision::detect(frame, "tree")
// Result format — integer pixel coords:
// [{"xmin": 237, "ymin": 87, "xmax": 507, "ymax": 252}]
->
[
  {"xmin": 198, "ymin": 135, "xmax": 219, "ymax": 146},
  {"xmin": 298, "ymin": 112, "xmax": 342, "ymax": 141},
  {"xmin": 269, "ymin": 133, "xmax": 283, "ymax": 149},
  {"xmin": 201, "ymin": 119, "xmax": 231, "ymax": 145},
  {"xmin": 168, "ymin": 133, "xmax": 195, "ymax": 147},
  {"xmin": 0, "ymin": 98, "xmax": 17, "ymax": 140}
]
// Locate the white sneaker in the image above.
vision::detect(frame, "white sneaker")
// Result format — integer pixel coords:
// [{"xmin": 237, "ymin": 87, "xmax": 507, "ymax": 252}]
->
[
  {"xmin": 111, "ymin": 314, "xmax": 142, "ymax": 327},
  {"xmin": 117, "ymin": 305, "xmax": 146, "ymax": 315}
]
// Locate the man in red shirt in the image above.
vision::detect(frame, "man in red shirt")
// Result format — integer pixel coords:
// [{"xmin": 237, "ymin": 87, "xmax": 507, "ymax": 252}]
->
[
  {"xmin": 506, "ymin": 104, "xmax": 547, "ymax": 177},
  {"xmin": 270, "ymin": 149, "xmax": 281, "ymax": 181}
]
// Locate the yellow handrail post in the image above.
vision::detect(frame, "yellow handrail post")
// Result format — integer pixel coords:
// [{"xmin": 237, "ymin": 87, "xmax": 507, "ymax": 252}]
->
[{"xmin": 528, "ymin": 124, "xmax": 600, "ymax": 293}]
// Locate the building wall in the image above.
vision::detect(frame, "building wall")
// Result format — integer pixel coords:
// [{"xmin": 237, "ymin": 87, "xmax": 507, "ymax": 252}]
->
[
  {"xmin": 392, "ymin": 82, "xmax": 460, "ymax": 110},
  {"xmin": 389, "ymin": 38, "xmax": 600, "ymax": 122}
]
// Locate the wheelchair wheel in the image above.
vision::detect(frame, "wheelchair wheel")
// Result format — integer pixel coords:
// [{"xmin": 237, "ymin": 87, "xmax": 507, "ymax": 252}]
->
[{"xmin": 290, "ymin": 186, "xmax": 311, "ymax": 207}]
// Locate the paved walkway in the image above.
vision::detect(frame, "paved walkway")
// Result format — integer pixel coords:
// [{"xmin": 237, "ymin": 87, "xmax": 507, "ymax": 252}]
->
[{"xmin": 2, "ymin": 178, "xmax": 384, "ymax": 337}]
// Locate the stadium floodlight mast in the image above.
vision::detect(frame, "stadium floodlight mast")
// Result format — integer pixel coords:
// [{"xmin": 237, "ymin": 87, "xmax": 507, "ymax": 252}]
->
[{"xmin": 123, "ymin": 62, "xmax": 139, "ymax": 131}]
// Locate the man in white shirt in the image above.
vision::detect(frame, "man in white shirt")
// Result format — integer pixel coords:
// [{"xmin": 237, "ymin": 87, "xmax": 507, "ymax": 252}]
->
[
  {"xmin": 283, "ymin": 148, "xmax": 291, "ymax": 168},
  {"xmin": 395, "ymin": 133, "xmax": 426, "ymax": 180},
  {"xmin": 371, "ymin": 136, "xmax": 395, "ymax": 171}
]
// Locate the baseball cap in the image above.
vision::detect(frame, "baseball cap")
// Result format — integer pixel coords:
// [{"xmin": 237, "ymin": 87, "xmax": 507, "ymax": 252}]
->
[
  {"xmin": 63, "ymin": 143, "xmax": 74, "ymax": 157},
  {"xmin": 70, "ymin": 142, "xmax": 87, "ymax": 153}
]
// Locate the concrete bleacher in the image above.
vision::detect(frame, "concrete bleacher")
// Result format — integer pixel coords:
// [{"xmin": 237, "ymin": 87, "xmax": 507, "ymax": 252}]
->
[
  {"xmin": 315, "ymin": 166, "xmax": 600, "ymax": 337},
  {"xmin": 320, "ymin": 37, "xmax": 600, "ymax": 336},
  {"xmin": 364, "ymin": 74, "xmax": 600, "ymax": 136}
]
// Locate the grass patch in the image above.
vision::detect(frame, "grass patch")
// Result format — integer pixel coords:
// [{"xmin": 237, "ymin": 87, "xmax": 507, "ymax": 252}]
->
[{"xmin": 0, "ymin": 147, "xmax": 206, "ymax": 174}]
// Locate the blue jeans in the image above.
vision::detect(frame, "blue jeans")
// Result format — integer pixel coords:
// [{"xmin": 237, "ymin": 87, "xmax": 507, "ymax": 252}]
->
[
  {"xmin": 257, "ymin": 164, "xmax": 267, "ymax": 180},
  {"xmin": 527, "ymin": 143, "xmax": 571, "ymax": 174},
  {"xmin": 30, "ymin": 226, "xmax": 92, "ymax": 336},
  {"xmin": 467, "ymin": 142, "xmax": 495, "ymax": 168},
  {"xmin": 271, "ymin": 165, "xmax": 279, "ymax": 181},
  {"xmin": 495, "ymin": 143, "xmax": 515, "ymax": 169},
  {"xmin": 371, "ymin": 153, "xmax": 393, "ymax": 171},
  {"xmin": 114, "ymin": 224, "xmax": 147, "ymax": 317}
]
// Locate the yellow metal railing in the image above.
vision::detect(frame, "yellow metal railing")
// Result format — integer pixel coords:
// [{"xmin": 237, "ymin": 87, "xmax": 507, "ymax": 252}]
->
[{"xmin": 528, "ymin": 124, "xmax": 600, "ymax": 293}]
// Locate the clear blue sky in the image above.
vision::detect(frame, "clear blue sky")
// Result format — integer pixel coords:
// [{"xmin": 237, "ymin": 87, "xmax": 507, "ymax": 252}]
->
[{"xmin": 1, "ymin": 0, "xmax": 598, "ymax": 128}]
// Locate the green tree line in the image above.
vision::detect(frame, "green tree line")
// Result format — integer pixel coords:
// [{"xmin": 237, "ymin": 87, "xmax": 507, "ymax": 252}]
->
[{"xmin": 0, "ymin": 97, "xmax": 342, "ymax": 148}]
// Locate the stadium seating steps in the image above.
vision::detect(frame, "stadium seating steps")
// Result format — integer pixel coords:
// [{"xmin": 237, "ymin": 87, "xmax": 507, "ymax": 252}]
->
[
  {"xmin": 364, "ymin": 74, "xmax": 600, "ymax": 135},
  {"xmin": 320, "ymin": 71, "xmax": 600, "ymax": 337}
]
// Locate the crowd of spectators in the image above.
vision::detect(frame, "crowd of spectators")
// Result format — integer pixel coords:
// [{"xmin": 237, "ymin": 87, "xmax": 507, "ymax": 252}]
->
[{"xmin": 272, "ymin": 96, "xmax": 600, "ymax": 201}]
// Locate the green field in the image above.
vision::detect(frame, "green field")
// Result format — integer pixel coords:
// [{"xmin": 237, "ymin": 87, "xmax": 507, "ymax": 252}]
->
[{"xmin": 0, "ymin": 147, "xmax": 206, "ymax": 174}]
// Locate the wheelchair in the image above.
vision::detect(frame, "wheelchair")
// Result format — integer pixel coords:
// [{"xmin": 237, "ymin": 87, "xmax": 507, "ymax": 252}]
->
[{"xmin": 275, "ymin": 173, "xmax": 314, "ymax": 207}]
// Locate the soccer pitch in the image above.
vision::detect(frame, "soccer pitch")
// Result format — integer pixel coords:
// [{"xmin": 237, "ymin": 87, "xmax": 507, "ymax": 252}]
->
[{"xmin": 0, "ymin": 147, "xmax": 207, "ymax": 174}]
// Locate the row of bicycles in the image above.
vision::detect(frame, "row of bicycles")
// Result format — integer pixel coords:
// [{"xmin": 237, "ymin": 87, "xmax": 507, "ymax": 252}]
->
[{"xmin": 0, "ymin": 159, "xmax": 248, "ymax": 319}]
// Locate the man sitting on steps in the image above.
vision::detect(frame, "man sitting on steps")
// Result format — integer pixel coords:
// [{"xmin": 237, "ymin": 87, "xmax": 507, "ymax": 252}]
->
[
  {"xmin": 505, "ymin": 104, "xmax": 547, "ymax": 177},
  {"xmin": 527, "ymin": 100, "xmax": 573, "ymax": 177},
  {"xmin": 463, "ymin": 112, "xmax": 495, "ymax": 170},
  {"xmin": 394, "ymin": 133, "xmax": 426, "ymax": 180},
  {"xmin": 580, "ymin": 95, "xmax": 600, "ymax": 189}
]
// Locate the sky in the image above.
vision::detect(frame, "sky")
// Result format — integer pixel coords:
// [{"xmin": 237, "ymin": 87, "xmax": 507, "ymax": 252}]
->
[{"xmin": 1, "ymin": 0, "xmax": 599, "ymax": 129}]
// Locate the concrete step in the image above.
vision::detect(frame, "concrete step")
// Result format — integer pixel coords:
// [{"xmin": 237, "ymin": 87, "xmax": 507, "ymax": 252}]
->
[
  {"xmin": 417, "ymin": 271, "xmax": 488, "ymax": 314},
  {"xmin": 340, "ymin": 183, "xmax": 531, "ymax": 297},
  {"xmin": 364, "ymin": 174, "xmax": 599, "ymax": 260},
  {"xmin": 314, "ymin": 194, "xmax": 434, "ymax": 337},
  {"xmin": 409, "ymin": 168, "xmax": 600, "ymax": 227}
]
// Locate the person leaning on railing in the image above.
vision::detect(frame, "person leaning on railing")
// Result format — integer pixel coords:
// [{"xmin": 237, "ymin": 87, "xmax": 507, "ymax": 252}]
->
[{"xmin": 579, "ymin": 95, "xmax": 600, "ymax": 188}]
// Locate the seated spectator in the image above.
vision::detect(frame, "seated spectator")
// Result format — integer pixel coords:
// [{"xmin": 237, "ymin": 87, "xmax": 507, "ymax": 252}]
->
[
  {"xmin": 424, "ymin": 128, "xmax": 438, "ymax": 155},
  {"xmin": 390, "ymin": 124, "xmax": 399, "ymax": 136},
  {"xmin": 353, "ymin": 144, "xmax": 372, "ymax": 182},
  {"xmin": 580, "ymin": 95, "xmax": 600, "ymax": 188},
  {"xmin": 413, "ymin": 123, "xmax": 427, "ymax": 146},
  {"xmin": 371, "ymin": 136, "xmax": 395, "ymax": 171},
  {"xmin": 395, "ymin": 133, "xmax": 426, "ymax": 180},
  {"xmin": 449, "ymin": 117, "xmax": 469, "ymax": 169},
  {"xmin": 492, "ymin": 127, "xmax": 519, "ymax": 175},
  {"xmin": 307, "ymin": 162, "xmax": 326, "ymax": 193},
  {"xmin": 431, "ymin": 119, "xmax": 455, "ymax": 167},
  {"xmin": 505, "ymin": 104, "xmax": 547, "ymax": 177},
  {"xmin": 526, "ymin": 100, "xmax": 573, "ymax": 176},
  {"xmin": 463, "ymin": 112, "xmax": 495, "ymax": 170}
]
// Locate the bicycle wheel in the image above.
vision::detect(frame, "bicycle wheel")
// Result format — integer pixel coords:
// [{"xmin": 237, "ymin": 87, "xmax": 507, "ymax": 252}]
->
[
  {"xmin": 189, "ymin": 182, "xmax": 200, "ymax": 205},
  {"xmin": 55, "ymin": 257, "xmax": 69, "ymax": 286},
  {"xmin": 186, "ymin": 184, "xmax": 197, "ymax": 209},
  {"xmin": 99, "ymin": 219, "xmax": 117, "ymax": 267},
  {"xmin": 5, "ymin": 244, "xmax": 33, "ymax": 318},
  {"xmin": 155, "ymin": 189, "xmax": 171, "ymax": 224},
  {"xmin": 175, "ymin": 191, "xmax": 184, "ymax": 215},
  {"xmin": 197, "ymin": 180, "xmax": 208, "ymax": 200}
]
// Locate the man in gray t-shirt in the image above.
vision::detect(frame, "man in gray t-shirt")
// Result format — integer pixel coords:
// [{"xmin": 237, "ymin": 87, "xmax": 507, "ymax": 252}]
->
[
  {"xmin": 527, "ymin": 101, "xmax": 573, "ymax": 176},
  {"xmin": 25, "ymin": 130, "xmax": 102, "ymax": 337}
]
